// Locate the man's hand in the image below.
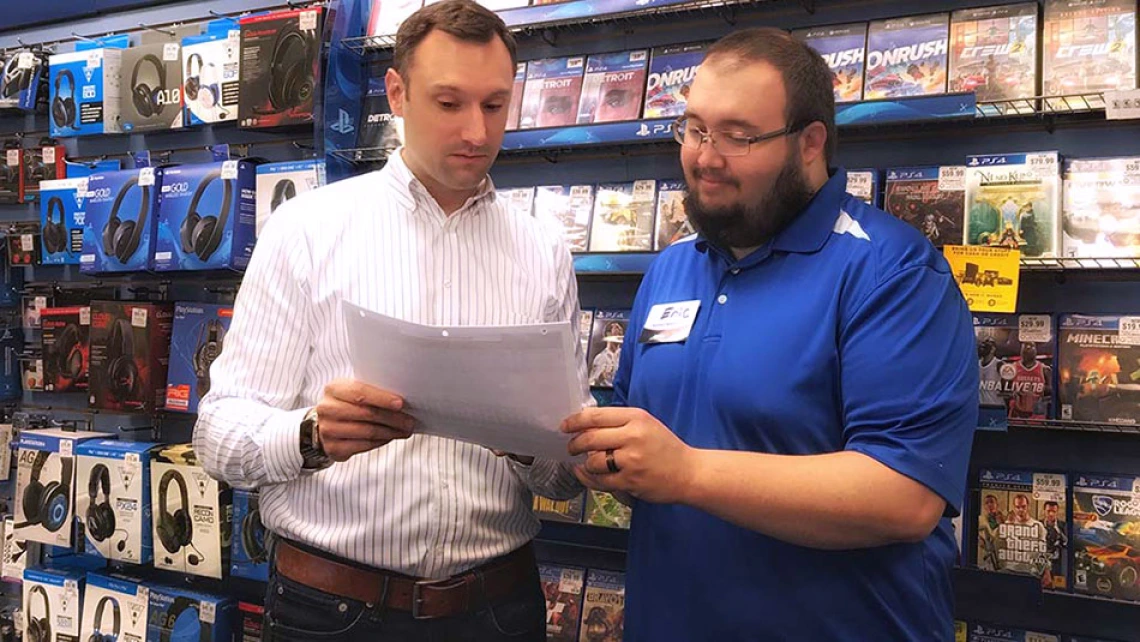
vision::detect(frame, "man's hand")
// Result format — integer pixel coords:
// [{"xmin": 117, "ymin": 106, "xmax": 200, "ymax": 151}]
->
[
  {"xmin": 562, "ymin": 407, "xmax": 696, "ymax": 504},
  {"xmin": 317, "ymin": 379, "xmax": 415, "ymax": 462}
]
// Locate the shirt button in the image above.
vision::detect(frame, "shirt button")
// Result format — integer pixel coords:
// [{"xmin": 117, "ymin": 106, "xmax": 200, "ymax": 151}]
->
[
  {"xmin": 730, "ymin": 268, "xmax": 741, "ymax": 275},
  {"xmin": 717, "ymin": 294, "xmax": 728, "ymax": 304}
]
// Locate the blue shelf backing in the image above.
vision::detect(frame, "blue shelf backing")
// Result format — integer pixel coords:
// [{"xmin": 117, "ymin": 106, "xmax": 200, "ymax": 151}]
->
[
  {"xmin": 573, "ymin": 253, "xmax": 658, "ymax": 275},
  {"xmin": 836, "ymin": 92, "xmax": 976, "ymax": 127},
  {"xmin": 502, "ymin": 118, "xmax": 675, "ymax": 152}
]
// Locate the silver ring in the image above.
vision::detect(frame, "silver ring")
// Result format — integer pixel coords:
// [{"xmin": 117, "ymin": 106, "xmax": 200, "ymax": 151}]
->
[{"xmin": 605, "ymin": 449, "xmax": 620, "ymax": 474}]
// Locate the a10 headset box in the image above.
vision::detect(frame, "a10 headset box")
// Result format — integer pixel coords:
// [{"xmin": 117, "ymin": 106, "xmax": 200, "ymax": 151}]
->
[
  {"xmin": 118, "ymin": 42, "xmax": 185, "ymax": 133},
  {"xmin": 151, "ymin": 444, "xmax": 232, "ymax": 580},
  {"xmin": 154, "ymin": 160, "xmax": 257, "ymax": 272},
  {"xmin": 82, "ymin": 572, "xmax": 150, "ymax": 642},
  {"xmin": 181, "ymin": 20, "xmax": 241, "ymax": 126},
  {"xmin": 48, "ymin": 45, "xmax": 124, "ymax": 137},
  {"xmin": 82, "ymin": 168, "xmax": 163, "ymax": 274},
  {"xmin": 23, "ymin": 566, "xmax": 86, "ymax": 642},
  {"xmin": 40, "ymin": 305, "xmax": 90, "ymax": 393},
  {"xmin": 166, "ymin": 303, "xmax": 233, "ymax": 415},
  {"xmin": 40, "ymin": 178, "xmax": 88, "ymax": 265},
  {"xmin": 88, "ymin": 301, "xmax": 174, "ymax": 414},
  {"xmin": 15, "ymin": 429, "xmax": 103, "ymax": 548},
  {"xmin": 238, "ymin": 7, "xmax": 322, "ymax": 129},
  {"xmin": 76, "ymin": 439, "xmax": 162, "ymax": 564}
]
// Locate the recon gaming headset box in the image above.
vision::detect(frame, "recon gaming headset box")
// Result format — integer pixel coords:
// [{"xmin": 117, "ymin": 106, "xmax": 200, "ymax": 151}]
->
[
  {"xmin": 154, "ymin": 160, "xmax": 256, "ymax": 272},
  {"xmin": 254, "ymin": 159, "xmax": 324, "ymax": 235},
  {"xmin": 118, "ymin": 43, "xmax": 184, "ymax": 133},
  {"xmin": 82, "ymin": 572, "xmax": 150, "ymax": 642},
  {"xmin": 166, "ymin": 303, "xmax": 233, "ymax": 414},
  {"xmin": 40, "ymin": 306, "xmax": 90, "ymax": 393},
  {"xmin": 148, "ymin": 584, "xmax": 237, "ymax": 642},
  {"xmin": 23, "ymin": 567, "xmax": 86, "ymax": 642},
  {"xmin": 48, "ymin": 46, "xmax": 124, "ymax": 137},
  {"xmin": 88, "ymin": 301, "xmax": 174, "ymax": 414},
  {"xmin": 81, "ymin": 168, "xmax": 164, "ymax": 274},
  {"xmin": 238, "ymin": 7, "xmax": 322, "ymax": 129},
  {"xmin": 150, "ymin": 444, "xmax": 232, "ymax": 580},
  {"xmin": 76, "ymin": 440, "xmax": 162, "ymax": 564},
  {"xmin": 40, "ymin": 178, "xmax": 88, "ymax": 265},
  {"xmin": 14, "ymin": 428, "xmax": 102, "ymax": 547}
]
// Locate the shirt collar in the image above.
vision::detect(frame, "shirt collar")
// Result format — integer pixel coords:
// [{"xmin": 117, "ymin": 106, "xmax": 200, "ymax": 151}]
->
[{"xmin": 382, "ymin": 147, "xmax": 497, "ymax": 215}]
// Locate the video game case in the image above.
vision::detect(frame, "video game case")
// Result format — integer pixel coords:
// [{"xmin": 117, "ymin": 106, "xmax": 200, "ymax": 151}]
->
[
  {"xmin": 654, "ymin": 180, "xmax": 690, "ymax": 251},
  {"xmin": 367, "ymin": 0, "xmax": 422, "ymax": 38},
  {"xmin": 519, "ymin": 56, "xmax": 585, "ymax": 130},
  {"xmin": 577, "ymin": 50, "xmax": 648, "ymax": 124},
  {"xmin": 507, "ymin": 62, "xmax": 526, "ymax": 131},
  {"xmin": 977, "ymin": 469, "xmax": 1068, "ymax": 591},
  {"xmin": 846, "ymin": 169, "xmax": 879, "ymax": 207},
  {"xmin": 588, "ymin": 180, "xmax": 656, "ymax": 252},
  {"xmin": 973, "ymin": 313, "xmax": 1055, "ymax": 426},
  {"xmin": 1057, "ymin": 314, "xmax": 1140, "ymax": 425},
  {"xmin": 949, "ymin": 3, "xmax": 1039, "ymax": 113},
  {"xmin": 533, "ymin": 492, "xmax": 585, "ymax": 523},
  {"xmin": 587, "ymin": 309, "xmax": 630, "ymax": 390},
  {"xmin": 1042, "ymin": 0, "xmax": 1137, "ymax": 109},
  {"xmin": 497, "ymin": 187, "xmax": 535, "ymax": 219},
  {"xmin": 965, "ymin": 152, "xmax": 1062, "ymax": 258},
  {"xmin": 1072, "ymin": 473, "xmax": 1140, "ymax": 602},
  {"xmin": 578, "ymin": 308, "xmax": 594, "ymax": 365},
  {"xmin": 967, "ymin": 623, "xmax": 1061, "ymax": 642},
  {"xmin": 1062, "ymin": 157, "xmax": 1140, "ymax": 258},
  {"xmin": 792, "ymin": 23, "xmax": 867, "ymax": 103},
  {"xmin": 864, "ymin": 13, "xmax": 950, "ymax": 99},
  {"xmin": 539, "ymin": 564, "xmax": 585, "ymax": 642},
  {"xmin": 535, "ymin": 184, "xmax": 593, "ymax": 252},
  {"xmin": 642, "ymin": 42, "xmax": 707, "ymax": 119},
  {"xmin": 884, "ymin": 166, "xmax": 967, "ymax": 247},
  {"xmin": 584, "ymin": 490, "xmax": 631, "ymax": 529},
  {"xmin": 579, "ymin": 569, "xmax": 625, "ymax": 642},
  {"xmin": 955, "ymin": 621, "xmax": 967, "ymax": 642}
]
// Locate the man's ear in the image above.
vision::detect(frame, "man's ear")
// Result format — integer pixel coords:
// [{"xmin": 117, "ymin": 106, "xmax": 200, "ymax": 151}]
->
[
  {"xmin": 799, "ymin": 121, "xmax": 828, "ymax": 167},
  {"xmin": 385, "ymin": 68, "xmax": 407, "ymax": 118}
]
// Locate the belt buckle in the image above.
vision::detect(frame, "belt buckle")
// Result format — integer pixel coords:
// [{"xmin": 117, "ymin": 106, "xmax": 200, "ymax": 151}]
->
[{"xmin": 410, "ymin": 576, "xmax": 469, "ymax": 620}]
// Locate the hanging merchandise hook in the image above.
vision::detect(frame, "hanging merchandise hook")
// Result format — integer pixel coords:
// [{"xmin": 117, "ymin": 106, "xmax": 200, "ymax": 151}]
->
[{"xmin": 138, "ymin": 23, "xmax": 177, "ymax": 38}]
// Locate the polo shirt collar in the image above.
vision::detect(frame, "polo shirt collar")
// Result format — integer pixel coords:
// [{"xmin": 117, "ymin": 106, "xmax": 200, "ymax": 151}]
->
[{"xmin": 382, "ymin": 147, "xmax": 496, "ymax": 215}]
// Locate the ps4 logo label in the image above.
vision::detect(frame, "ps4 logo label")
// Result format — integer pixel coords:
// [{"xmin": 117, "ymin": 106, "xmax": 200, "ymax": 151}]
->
[{"xmin": 330, "ymin": 109, "xmax": 355, "ymax": 135}]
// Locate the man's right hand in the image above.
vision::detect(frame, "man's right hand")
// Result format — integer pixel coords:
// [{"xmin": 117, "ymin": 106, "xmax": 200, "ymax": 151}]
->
[{"xmin": 317, "ymin": 379, "xmax": 415, "ymax": 462}]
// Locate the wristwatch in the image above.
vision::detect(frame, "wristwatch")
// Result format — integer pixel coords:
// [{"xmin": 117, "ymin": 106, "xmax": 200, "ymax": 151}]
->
[{"xmin": 299, "ymin": 407, "xmax": 333, "ymax": 470}]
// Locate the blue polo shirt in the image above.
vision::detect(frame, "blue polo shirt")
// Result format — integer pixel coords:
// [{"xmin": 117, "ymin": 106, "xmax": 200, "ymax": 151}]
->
[{"xmin": 613, "ymin": 168, "xmax": 978, "ymax": 642}]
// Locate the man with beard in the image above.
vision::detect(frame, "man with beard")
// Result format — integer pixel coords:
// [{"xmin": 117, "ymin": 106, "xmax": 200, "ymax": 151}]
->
[{"xmin": 559, "ymin": 28, "xmax": 977, "ymax": 641}]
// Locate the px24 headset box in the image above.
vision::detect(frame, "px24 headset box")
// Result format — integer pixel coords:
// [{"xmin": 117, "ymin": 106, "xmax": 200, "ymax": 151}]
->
[{"xmin": 76, "ymin": 440, "xmax": 163, "ymax": 564}]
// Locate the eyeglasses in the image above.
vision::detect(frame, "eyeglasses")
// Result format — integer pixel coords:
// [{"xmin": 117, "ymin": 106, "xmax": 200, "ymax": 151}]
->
[{"xmin": 672, "ymin": 116, "xmax": 806, "ymax": 157}]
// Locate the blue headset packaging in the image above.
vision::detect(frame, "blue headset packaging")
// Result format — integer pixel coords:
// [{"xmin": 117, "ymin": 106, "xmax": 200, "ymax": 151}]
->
[
  {"xmin": 82, "ymin": 168, "xmax": 164, "ymax": 274},
  {"xmin": 82, "ymin": 572, "xmax": 150, "ymax": 642},
  {"xmin": 151, "ymin": 444, "xmax": 232, "ymax": 579},
  {"xmin": 148, "ymin": 585, "xmax": 237, "ymax": 642},
  {"xmin": 231, "ymin": 489, "xmax": 268, "ymax": 581},
  {"xmin": 166, "ymin": 303, "xmax": 233, "ymax": 414},
  {"xmin": 14, "ymin": 429, "xmax": 103, "ymax": 548},
  {"xmin": 40, "ymin": 178, "xmax": 90, "ymax": 265},
  {"xmin": 154, "ymin": 160, "xmax": 256, "ymax": 272},
  {"xmin": 118, "ymin": 43, "xmax": 185, "ymax": 132},
  {"xmin": 23, "ymin": 567, "xmax": 86, "ymax": 642},
  {"xmin": 48, "ymin": 47, "xmax": 124, "ymax": 137},
  {"xmin": 76, "ymin": 440, "xmax": 162, "ymax": 564}
]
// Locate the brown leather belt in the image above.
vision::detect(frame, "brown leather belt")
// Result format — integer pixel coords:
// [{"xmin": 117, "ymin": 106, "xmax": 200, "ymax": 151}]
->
[{"xmin": 273, "ymin": 538, "xmax": 536, "ymax": 620}]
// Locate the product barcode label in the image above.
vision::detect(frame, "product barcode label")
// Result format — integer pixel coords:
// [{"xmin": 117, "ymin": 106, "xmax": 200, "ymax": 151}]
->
[
  {"xmin": 21, "ymin": 235, "xmax": 33, "ymax": 252},
  {"xmin": 79, "ymin": 308, "xmax": 90, "ymax": 325},
  {"xmin": 938, "ymin": 166, "xmax": 966, "ymax": 191},
  {"xmin": 42, "ymin": 147, "xmax": 55, "ymax": 164},
  {"xmin": 86, "ymin": 51, "xmax": 102, "ymax": 69},
  {"xmin": 17, "ymin": 53, "xmax": 35, "ymax": 70},
  {"xmin": 139, "ymin": 167, "xmax": 155, "ymax": 187},
  {"xmin": 163, "ymin": 43, "xmax": 180, "ymax": 62},
  {"xmin": 1033, "ymin": 473, "xmax": 1064, "ymax": 503},
  {"xmin": 559, "ymin": 568, "xmax": 584, "ymax": 595},
  {"xmin": 6, "ymin": 150, "xmax": 19, "ymax": 166},
  {"xmin": 1018, "ymin": 315, "xmax": 1051, "ymax": 343},
  {"xmin": 132, "ymin": 307, "xmax": 148, "ymax": 328},
  {"xmin": 60, "ymin": 440, "xmax": 73, "ymax": 457},
  {"xmin": 300, "ymin": 10, "xmax": 318, "ymax": 30},
  {"xmin": 200, "ymin": 601, "xmax": 216, "ymax": 623},
  {"xmin": 221, "ymin": 160, "xmax": 239, "ymax": 180},
  {"xmin": 1119, "ymin": 317, "xmax": 1140, "ymax": 345}
]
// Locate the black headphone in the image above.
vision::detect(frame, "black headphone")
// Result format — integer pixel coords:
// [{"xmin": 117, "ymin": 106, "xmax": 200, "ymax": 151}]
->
[
  {"xmin": 101, "ymin": 176, "xmax": 150, "ymax": 263},
  {"xmin": 192, "ymin": 318, "xmax": 225, "ymax": 398},
  {"xmin": 25, "ymin": 585, "xmax": 51, "ymax": 642},
  {"xmin": 130, "ymin": 54, "xmax": 168, "ymax": 120},
  {"xmin": 106, "ymin": 318, "xmax": 141, "ymax": 403},
  {"xmin": 43, "ymin": 197, "xmax": 68, "ymax": 254},
  {"xmin": 2, "ymin": 55, "xmax": 33, "ymax": 100},
  {"xmin": 241, "ymin": 493, "xmax": 266, "ymax": 565},
  {"xmin": 52, "ymin": 69, "xmax": 77, "ymax": 130},
  {"xmin": 255, "ymin": 22, "xmax": 315, "ymax": 115},
  {"xmin": 51, "ymin": 322, "xmax": 84, "ymax": 383},
  {"xmin": 179, "ymin": 171, "xmax": 232, "ymax": 261},
  {"xmin": 86, "ymin": 463, "xmax": 127, "ymax": 552},
  {"xmin": 88, "ymin": 595, "xmax": 121, "ymax": 642},
  {"xmin": 183, "ymin": 53, "xmax": 203, "ymax": 102},
  {"xmin": 270, "ymin": 179, "xmax": 296, "ymax": 213},
  {"xmin": 18, "ymin": 451, "xmax": 73, "ymax": 533},
  {"xmin": 156, "ymin": 470, "xmax": 201, "ymax": 566},
  {"xmin": 158, "ymin": 596, "xmax": 208, "ymax": 642}
]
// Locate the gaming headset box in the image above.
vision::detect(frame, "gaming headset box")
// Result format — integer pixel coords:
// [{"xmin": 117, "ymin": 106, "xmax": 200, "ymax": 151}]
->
[
  {"xmin": 88, "ymin": 301, "xmax": 174, "ymax": 414},
  {"xmin": 40, "ymin": 178, "xmax": 88, "ymax": 265},
  {"xmin": 82, "ymin": 572, "xmax": 150, "ymax": 642},
  {"xmin": 150, "ymin": 444, "xmax": 232, "ymax": 580},
  {"xmin": 238, "ymin": 7, "xmax": 323, "ymax": 129},
  {"xmin": 118, "ymin": 43, "xmax": 185, "ymax": 133},
  {"xmin": 48, "ymin": 47, "xmax": 124, "ymax": 138},
  {"xmin": 76, "ymin": 440, "xmax": 162, "ymax": 564},
  {"xmin": 154, "ymin": 160, "xmax": 256, "ymax": 272},
  {"xmin": 23, "ymin": 567, "xmax": 86, "ymax": 642},
  {"xmin": 166, "ymin": 303, "xmax": 233, "ymax": 414},
  {"xmin": 40, "ymin": 306, "xmax": 90, "ymax": 393},
  {"xmin": 82, "ymin": 168, "xmax": 164, "ymax": 275},
  {"xmin": 231, "ymin": 489, "xmax": 267, "ymax": 581},
  {"xmin": 148, "ymin": 584, "xmax": 237, "ymax": 642},
  {"xmin": 254, "ymin": 159, "xmax": 324, "ymax": 235},
  {"xmin": 22, "ymin": 144, "xmax": 67, "ymax": 204},
  {"xmin": 181, "ymin": 28, "xmax": 240, "ymax": 126},
  {"xmin": 15, "ymin": 428, "xmax": 103, "ymax": 547}
]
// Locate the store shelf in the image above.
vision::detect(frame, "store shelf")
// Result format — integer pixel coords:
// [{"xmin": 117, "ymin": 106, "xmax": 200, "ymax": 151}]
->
[
  {"xmin": 535, "ymin": 520, "xmax": 629, "ymax": 571},
  {"xmin": 573, "ymin": 252, "xmax": 657, "ymax": 275},
  {"xmin": 1021, "ymin": 256, "xmax": 1140, "ymax": 272},
  {"xmin": 1007, "ymin": 418, "xmax": 1140, "ymax": 435}
]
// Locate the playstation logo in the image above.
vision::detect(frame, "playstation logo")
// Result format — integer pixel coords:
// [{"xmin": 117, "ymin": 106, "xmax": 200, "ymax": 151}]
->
[
  {"xmin": 330, "ymin": 108, "xmax": 355, "ymax": 135},
  {"xmin": 635, "ymin": 123, "xmax": 651, "ymax": 137},
  {"xmin": 968, "ymin": 158, "xmax": 980, "ymax": 166}
]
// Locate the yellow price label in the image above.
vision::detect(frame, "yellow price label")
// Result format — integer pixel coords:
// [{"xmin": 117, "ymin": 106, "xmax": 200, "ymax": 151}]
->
[{"xmin": 943, "ymin": 245, "xmax": 1021, "ymax": 313}]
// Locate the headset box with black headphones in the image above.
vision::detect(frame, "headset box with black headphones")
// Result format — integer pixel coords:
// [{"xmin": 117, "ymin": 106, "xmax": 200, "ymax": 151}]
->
[
  {"xmin": 147, "ymin": 585, "xmax": 236, "ymax": 642},
  {"xmin": 48, "ymin": 48, "xmax": 124, "ymax": 138},
  {"xmin": 150, "ymin": 445, "xmax": 232, "ymax": 579},
  {"xmin": 3, "ymin": 515, "xmax": 40, "ymax": 581},
  {"xmin": 40, "ymin": 178, "xmax": 88, "ymax": 265},
  {"xmin": 238, "ymin": 7, "xmax": 322, "ymax": 129},
  {"xmin": 82, "ymin": 572, "xmax": 149, "ymax": 642},
  {"xmin": 15, "ymin": 430, "xmax": 103, "ymax": 548},
  {"xmin": 230, "ymin": 489, "xmax": 267, "ymax": 581},
  {"xmin": 118, "ymin": 44, "xmax": 184, "ymax": 133},
  {"xmin": 22, "ymin": 145, "xmax": 67, "ymax": 204},
  {"xmin": 0, "ymin": 50, "xmax": 46, "ymax": 111},
  {"xmin": 253, "ymin": 160, "xmax": 324, "ymax": 235},
  {"xmin": 182, "ymin": 30, "xmax": 240, "ymax": 127},
  {"xmin": 165, "ymin": 303, "xmax": 232, "ymax": 414},
  {"xmin": 88, "ymin": 301, "xmax": 174, "ymax": 414},
  {"xmin": 82, "ymin": 168, "xmax": 164, "ymax": 274},
  {"xmin": 23, "ymin": 567, "xmax": 85, "ymax": 642},
  {"xmin": 40, "ymin": 306, "xmax": 90, "ymax": 393},
  {"xmin": 8, "ymin": 220, "xmax": 42, "ymax": 265},
  {"xmin": 2, "ymin": 142, "xmax": 22, "ymax": 204},
  {"xmin": 76, "ymin": 440, "xmax": 161, "ymax": 564},
  {"xmin": 154, "ymin": 160, "xmax": 256, "ymax": 272}
]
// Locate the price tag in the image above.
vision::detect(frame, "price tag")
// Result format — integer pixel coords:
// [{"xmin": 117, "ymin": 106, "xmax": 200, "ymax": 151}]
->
[
  {"xmin": 21, "ymin": 235, "xmax": 33, "ymax": 252},
  {"xmin": 1120, "ymin": 317, "xmax": 1140, "ymax": 346},
  {"xmin": 86, "ymin": 51, "xmax": 102, "ymax": 69},
  {"xmin": 163, "ymin": 43, "xmax": 180, "ymax": 62},
  {"xmin": 17, "ymin": 52, "xmax": 35, "ymax": 70},
  {"xmin": 938, "ymin": 166, "xmax": 966, "ymax": 191},
  {"xmin": 42, "ymin": 147, "xmax": 56, "ymax": 165},
  {"xmin": 61, "ymin": 439, "xmax": 73, "ymax": 457},
  {"xmin": 200, "ymin": 601, "xmax": 216, "ymax": 624},
  {"xmin": 221, "ymin": 160, "xmax": 239, "ymax": 180},
  {"xmin": 1026, "ymin": 634, "xmax": 1054, "ymax": 642},
  {"xmin": 79, "ymin": 307, "xmax": 91, "ymax": 325},
  {"xmin": 139, "ymin": 167, "xmax": 155, "ymax": 187},
  {"xmin": 559, "ymin": 568, "xmax": 584, "ymax": 595},
  {"xmin": 1105, "ymin": 89, "xmax": 1140, "ymax": 121},
  {"xmin": 633, "ymin": 179, "xmax": 656, "ymax": 201},
  {"xmin": 137, "ymin": 586, "xmax": 149, "ymax": 604},
  {"xmin": 1019, "ymin": 315, "xmax": 1051, "ymax": 343},
  {"xmin": 227, "ymin": 29, "xmax": 241, "ymax": 45},
  {"xmin": 7, "ymin": 149, "xmax": 20, "ymax": 166},
  {"xmin": 1026, "ymin": 152, "xmax": 1058, "ymax": 180},
  {"xmin": 1033, "ymin": 473, "xmax": 1065, "ymax": 503},
  {"xmin": 34, "ymin": 296, "xmax": 46, "ymax": 310},
  {"xmin": 1132, "ymin": 476, "xmax": 1140, "ymax": 498},
  {"xmin": 300, "ymin": 10, "xmax": 318, "ymax": 31},
  {"xmin": 131, "ymin": 307, "xmax": 148, "ymax": 328}
]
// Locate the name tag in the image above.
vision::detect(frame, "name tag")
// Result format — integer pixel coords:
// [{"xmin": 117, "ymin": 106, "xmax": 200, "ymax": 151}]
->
[{"xmin": 639, "ymin": 300, "xmax": 700, "ymax": 344}]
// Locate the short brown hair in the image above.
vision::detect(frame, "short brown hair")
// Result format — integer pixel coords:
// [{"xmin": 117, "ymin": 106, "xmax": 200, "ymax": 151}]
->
[
  {"xmin": 393, "ymin": 0, "xmax": 518, "ymax": 85},
  {"xmin": 705, "ymin": 27, "xmax": 838, "ymax": 164}
]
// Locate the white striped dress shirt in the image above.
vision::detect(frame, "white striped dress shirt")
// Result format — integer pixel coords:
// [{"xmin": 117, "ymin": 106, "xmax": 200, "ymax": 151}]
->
[{"xmin": 192, "ymin": 149, "xmax": 587, "ymax": 579}]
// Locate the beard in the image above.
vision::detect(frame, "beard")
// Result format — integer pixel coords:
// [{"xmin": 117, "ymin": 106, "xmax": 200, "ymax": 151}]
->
[{"xmin": 684, "ymin": 153, "xmax": 816, "ymax": 252}]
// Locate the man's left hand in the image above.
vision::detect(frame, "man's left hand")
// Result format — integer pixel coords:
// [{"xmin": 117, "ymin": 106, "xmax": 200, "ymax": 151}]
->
[{"xmin": 562, "ymin": 407, "xmax": 696, "ymax": 504}]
